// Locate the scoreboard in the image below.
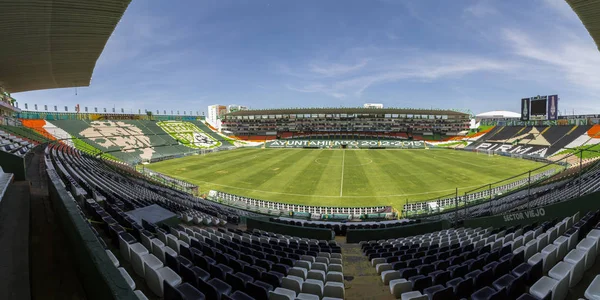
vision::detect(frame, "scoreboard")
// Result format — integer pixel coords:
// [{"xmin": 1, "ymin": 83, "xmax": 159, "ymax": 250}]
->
[{"xmin": 520, "ymin": 95, "xmax": 558, "ymax": 121}]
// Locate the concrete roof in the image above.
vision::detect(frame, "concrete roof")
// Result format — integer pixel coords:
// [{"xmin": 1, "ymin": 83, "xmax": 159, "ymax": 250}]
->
[
  {"xmin": 567, "ymin": 0, "xmax": 600, "ymax": 51},
  {"xmin": 0, "ymin": 0, "xmax": 131, "ymax": 93},
  {"xmin": 476, "ymin": 111, "xmax": 521, "ymax": 118}
]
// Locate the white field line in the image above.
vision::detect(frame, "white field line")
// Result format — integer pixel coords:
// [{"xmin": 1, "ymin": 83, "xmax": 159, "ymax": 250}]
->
[
  {"xmin": 340, "ymin": 150, "xmax": 346, "ymax": 197},
  {"xmin": 193, "ymin": 179, "xmax": 489, "ymax": 198}
]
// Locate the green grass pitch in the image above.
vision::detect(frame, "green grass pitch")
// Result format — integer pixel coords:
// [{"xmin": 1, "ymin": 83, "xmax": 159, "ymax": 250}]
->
[{"xmin": 146, "ymin": 148, "xmax": 553, "ymax": 210}]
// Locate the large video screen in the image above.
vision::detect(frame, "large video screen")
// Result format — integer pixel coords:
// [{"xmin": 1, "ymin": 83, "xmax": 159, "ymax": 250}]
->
[{"xmin": 530, "ymin": 99, "xmax": 547, "ymax": 115}]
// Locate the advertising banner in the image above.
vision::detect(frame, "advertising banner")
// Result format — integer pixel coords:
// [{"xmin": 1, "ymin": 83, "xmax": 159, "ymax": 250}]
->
[
  {"xmin": 521, "ymin": 98, "xmax": 530, "ymax": 121},
  {"xmin": 547, "ymin": 95, "xmax": 558, "ymax": 120}
]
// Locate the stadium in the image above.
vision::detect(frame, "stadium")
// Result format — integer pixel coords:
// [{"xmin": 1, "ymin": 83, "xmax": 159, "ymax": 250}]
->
[{"xmin": 2, "ymin": 1, "xmax": 600, "ymax": 300}]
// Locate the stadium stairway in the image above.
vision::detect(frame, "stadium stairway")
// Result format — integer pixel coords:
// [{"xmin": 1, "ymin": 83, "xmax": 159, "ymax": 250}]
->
[
  {"xmin": 0, "ymin": 181, "xmax": 31, "ymax": 300},
  {"xmin": 340, "ymin": 240, "xmax": 395, "ymax": 299},
  {"xmin": 27, "ymin": 145, "xmax": 87, "ymax": 299}
]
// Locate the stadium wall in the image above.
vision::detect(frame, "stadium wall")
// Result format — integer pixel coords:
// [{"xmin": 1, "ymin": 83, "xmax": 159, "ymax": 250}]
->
[
  {"xmin": 463, "ymin": 190, "xmax": 600, "ymax": 228},
  {"xmin": 0, "ymin": 150, "xmax": 25, "ymax": 180},
  {"xmin": 346, "ymin": 220, "xmax": 450, "ymax": 243},
  {"xmin": 246, "ymin": 217, "xmax": 334, "ymax": 240},
  {"xmin": 46, "ymin": 165, "xmax": 137, "ymax": 300}
]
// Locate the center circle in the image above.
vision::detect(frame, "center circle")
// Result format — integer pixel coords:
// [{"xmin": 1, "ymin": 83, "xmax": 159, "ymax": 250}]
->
[{"xmin": 314, "ymin": 157, "xmax": 373, "ymax": 166}]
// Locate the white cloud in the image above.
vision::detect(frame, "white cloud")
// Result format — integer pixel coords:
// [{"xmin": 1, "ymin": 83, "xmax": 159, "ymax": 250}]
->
[
  {"xmin": 502, "ymin": 28, "xmax": 600, "ymax": 93},
  {"xmin": 284, "ymin": 51, "xmax": 512, "ymax": 98},
  {"xmin": 541, "ymin": 0, "xmax": 577, "ymax": 19},
  {"xmin": 464, "ymin": 1, "xmax": 498, "ymax": 18},
  {"xmin": 308, "ymin": 59, "xmax": 370, "ymax": 77}
]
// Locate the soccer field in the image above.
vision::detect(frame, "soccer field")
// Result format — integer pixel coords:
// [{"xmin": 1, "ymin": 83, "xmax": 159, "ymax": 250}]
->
[{"xmin": 147, "ymin": 148, "xmax": 552, "ymax": 209}]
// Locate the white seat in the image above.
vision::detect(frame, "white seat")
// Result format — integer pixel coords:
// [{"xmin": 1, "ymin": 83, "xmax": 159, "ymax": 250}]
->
[
  {"xmin": 331, "ymin": 253, "xmax": 342, "ymax": 259},
  {"xmin": 289, "ymin": 267, "xmax": 308, "ymax": 280},
  {"xmin": 512, "ymin": 236, "xmax": 524, "ymax": 251},
  {"xmin": 133, "ymin": 252, "xmax": 163, "ymax": 278},
  {"xmin": 145, "ymin": 266, "xmax": 182, "ymax": 296},
  {"xmin": 547, "ymin": 227, "xmax": 558, "ymax": 245},
  {"xmin": 553, "ymin": 236, "xmax": 569, "ymax": 261},
  {"xmin": 576, "ymin": 238, "xmax": 597, "ymax": 270},
  {"xmin": 540, "ymin": 244, "xmax": 558, "ymax": 272},
  {"xmin": 106, "ymin": 250, "xmax": 120, "ymax": 268},
  {"xmin": 150, "ymin": 238, "xmax": 165, "ymax": 258},
  {"xmin": 120, "ymin": 235, "xmax": 134, "ymax": 262},
  {"xmin": 296, "ymin": 293, "xmax": 320, "ymax": 300},
  {"xmin": 315, "ymin": 257, "xmax": 329, "ymax": 265},
  {"xmin": 587, "ymin": 229, "xmax": 600, "ymax": 253},
  {"xmin": 313, "ymin": 262, "xmax": 328, "ymax": 272},
  {"xmin": 301, "ymin": 255, "xmax": 316, "ymax": 263},
  {"xmin": 328, "ymin": 264, "xmax": 343, "ymax": 273},
  {"xmin": 302, "ymin": 279, "xmax": 324, "ymax": 298},
  {"xmin": 307, "ymin": 270, "xmax": 326, "ymax": 282},
  {"xmin": 179, "ymin": 232, "xmax": 191, "ymax": 245},
  {"xmin": 376, "ymin": 263, "xmax": 392, "ymax": 275},
  {"xmin": 282, "ymin": 275, "xmax": 304, "ymax": 295},
  {"xmin": 371, "ymin": 257, "xmax": 386, "ymax": 267},
  {"xmin": 269, "ymin": 287, "xmax": 296, "ymax": 300},
  {"xmin": 156, "ymin": 230, "xmax": 167, "ymax": 244},
  {"xmin": 524, "ymin": 240, "xmax": 538, "ymax": 261},
  {"xmin": 523, "ymin": 231, "xmax": 534, "ymax": 244},
  {"xmin": 330, "ymin": 258, "xmax": 342, "ymax": 265},
  {"xmin": 323, "ymin": 281, "xmax": 344, "ymax": 299},
  {"xmin": 141, "ymin": 233, "xmax": 153, "ymax": 252},
  {"xmin": 530, "ymin": 276, "xmax": 565, "ymax": 300},
  {"xmin": 382, "ymin": 270, "xmax": 401, "ymax": 285},
  {"xmin": 166, "ymin": 234, "xmax": 179, "ymax": 251},
  {"xmin": 401, "ymin": 290, "xmax": 428, "ymax": 300},
  {"xmin": 129, "ymin": 242, "xmax": 149, "ymax": 264},
  {"xmin": 537, "ymin": 233, "xmax": 549, "ymax": 251},
  {"xmin": 118, "ymin": 267, "xmax": 135, "ymax": 290},
  {"xmin": 585, "ymin": 275, "xmax": 600, "ymax": 300},
  {"xmin": 134, "ymin": 290, "xmax": 148, "ymax": 300},
  {"xmin": 295, "ymin": 260, "xmax": 312, "ymax": 271},
  {"xmin": 326, "ymin": 271, "xmax": 344, "ymax": 283},
  {"xmin": 318, "ymin": 252, "xmax": 331, "ymax": 259},
  {"xmin": 567, "ymin": 230, "xmax": 580, "ymax": 251},
  {"xmin": 547, "ymin": 263, "xmax": 570, "ymax": 300},
  {"xmin": 564, "ymin": 249, "xmax": 586, "ymax": 286},
  {"xmin": 390, "ymin": 279, "xmax": 412, "ymax": 299},
  {"xmin": 550, "ymin": 261, "xmax": 576, "ymax": 288}
]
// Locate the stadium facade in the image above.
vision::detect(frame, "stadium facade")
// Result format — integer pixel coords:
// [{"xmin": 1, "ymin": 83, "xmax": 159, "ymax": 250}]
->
[{"xmin": 222, "ymin": 107, "xmax": 471, "ymax": 140}]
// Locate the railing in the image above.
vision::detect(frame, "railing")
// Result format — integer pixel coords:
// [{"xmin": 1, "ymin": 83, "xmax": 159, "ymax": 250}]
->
[
  {"xmin": 207, "ymin": 190, "xmax": 391, "ymax": 218},
  {"xmin": 405, "ymin": 145, "xmax": 600, "ymax": 221}
]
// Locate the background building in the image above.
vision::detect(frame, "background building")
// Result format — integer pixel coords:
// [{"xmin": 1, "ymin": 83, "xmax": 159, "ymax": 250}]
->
[{"xmin": 363, "ymin": 103, "xmax": 384, "ymax": 109}]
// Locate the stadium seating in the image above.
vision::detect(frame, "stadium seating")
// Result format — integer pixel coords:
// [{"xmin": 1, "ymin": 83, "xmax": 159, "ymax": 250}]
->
[
  {"xmin": 44, "ymin": 142, "xmax": 346, "ymax": 299},
  {"xmin": 359, "ymin": 211, "xmax": 598, "ymax": 300},
  {"xmin": 273, "ymin": 218, "xmax": 417, "ymax": 236},
  {"xmin": 0, "ymin": 128, "xmax": 38, "ymax": 157},
  {"xmin": 47, "ymin": 120, "xmax": 231, "ymax": 164}
]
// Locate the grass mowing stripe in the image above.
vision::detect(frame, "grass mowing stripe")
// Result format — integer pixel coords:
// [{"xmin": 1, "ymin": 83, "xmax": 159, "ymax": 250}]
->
[
  {"xmin": 340, "ymin": 150, "xmax": 345, "ymax": 197},
  {"xmin": 342, "ymin": 150, "xmax": 377, "ymax": 197},
  {"xmin": 251, "ymin": 150, "xmax": 324, "ymax": 195},
  {"xmin": 311, "ymin": 150, "xmax": 344, "ymax": 204},
  {"xmin": 148, "ymin": 148, "xmax": 550, "ymax": 212},
  {"xmin": 204, "ymin": 149, "xmax": 301, "ymax": 188}
]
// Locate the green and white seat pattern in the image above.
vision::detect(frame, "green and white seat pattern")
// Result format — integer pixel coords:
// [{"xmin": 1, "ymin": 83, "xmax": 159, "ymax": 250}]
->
[{"xmin": 157, "ymin": 121, "xmax": 221, "ymax": 149}]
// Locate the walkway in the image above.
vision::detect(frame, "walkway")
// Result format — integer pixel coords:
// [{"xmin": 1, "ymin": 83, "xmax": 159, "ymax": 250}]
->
[
  {"xmin": 339, "ymin": 237, "xmax": 394, "ymax": 300},
  {"xmin": 0, "ymin": 181, "xmax": 31, "ymax": 300}
]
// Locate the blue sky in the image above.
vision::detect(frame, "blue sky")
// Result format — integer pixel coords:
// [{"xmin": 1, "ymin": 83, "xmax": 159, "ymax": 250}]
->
[{"xmin": 13, "ymin": 0, "xmax": 600, "ymax": 115}]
